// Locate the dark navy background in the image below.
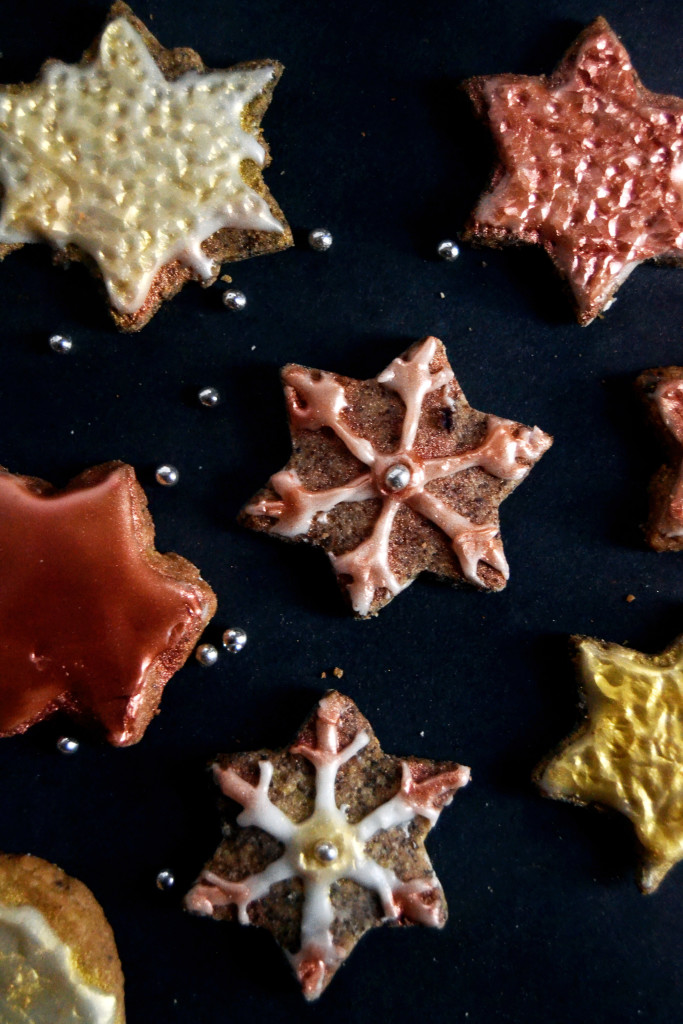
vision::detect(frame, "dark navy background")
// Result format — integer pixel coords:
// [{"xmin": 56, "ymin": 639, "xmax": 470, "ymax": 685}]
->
[{"xmin": 0, "ymin": 1, "xmax": 682, "ymax": 1021}]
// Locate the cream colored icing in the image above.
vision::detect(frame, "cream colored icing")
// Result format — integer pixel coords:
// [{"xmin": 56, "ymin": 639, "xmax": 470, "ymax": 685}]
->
[
  {"xmin": 186, "ymin": 692, "xmax": 470, "ymax": 1001},
  {"xmin": 654, "ymin": 379, "xmax": 683, "ymax": 537},
  {"xmin": 246, "ymin": 337, "xmax": 552, "ymax": 615},
  {"xmin": 0, "ymin": 903, "xmax": 117, "ymax": 1024},
  {"xmin": 0, "ymin": 17, "xmax": 283, "ymax": 314}
]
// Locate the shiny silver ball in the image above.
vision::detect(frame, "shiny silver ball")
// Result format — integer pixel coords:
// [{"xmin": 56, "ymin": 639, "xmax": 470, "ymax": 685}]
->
[
  {"xmin": 314, "ymin": 840, "xmax": 339, "ymax": 863},
  {"xmin": 308, "ymin": 228, "xmax": 333, "ymax": 252},
  {"xmin": 155, "ymin": 464, "xmax": 179, "ymax": 487},
  {"xmin": 49, "ymin": 334, "xmax": 73, "ymax": 354},
  {"xmin": 222, "ymin": 289, "xmax": 247, "ymax": 311},
  {"xmin": 384, "ymin": 463, "xmax": 411, "ymax": 492},
  {"xmin": 57, "ymin": 736, "xmax": 79, "ymax": 755},
  {"xmin": 198, "ymin": 387, "xmax": 221, "ymax": 408},
  {"xmin": 156, "ymin": 870, "xmax": 175, "ymax": 891},
  {"xmin": 195, "ymin": 643, "xmax": 218, "ymax": 667},
  {"xmin": 437, "ymin": 239, "xmax": 460, "ymax": 261},
  {"xmin": 222, "ymin": 627, "xmax": 247, "ymax": 653}
]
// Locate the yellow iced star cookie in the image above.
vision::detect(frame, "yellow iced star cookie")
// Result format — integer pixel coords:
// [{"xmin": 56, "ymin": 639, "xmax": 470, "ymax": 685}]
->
[
  {"xmin": 0, "ymin": 3, "xmax": 291, "ymax": 330},
  {"xmin": 537, "ymin": 634, "xmax": 683, "ymax": 893}
]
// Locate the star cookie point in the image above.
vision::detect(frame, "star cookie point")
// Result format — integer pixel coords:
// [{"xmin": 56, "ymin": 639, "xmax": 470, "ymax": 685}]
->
[
  {"xmin": 0, "ymin": 4, "xmax": 291, "ymax": 330},
  {"xmin": 241, "ymin": 336, "xmax": 552, "ymax": 616},
  {"xmin": 185, "ymin": 691, "xmax": 469, "ymax": 1000}
]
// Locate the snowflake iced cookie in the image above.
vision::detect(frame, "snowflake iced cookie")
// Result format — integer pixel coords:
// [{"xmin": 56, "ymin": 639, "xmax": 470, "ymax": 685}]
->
[
  {"xmin": 463, "ymin": 18, "xmax": 683, "ymax": 325},
  {"xmin": 0, "ymin": 2, "xmax": 292, "ymax": 331},
  {"xmin": 185, "ymin": 691, "xmax": 470, "ymax": 1000},
  {"xmin": 637, "ymin": 367, "xmax": 683, "ymax": 550},
  {"xmin": 0, "ymin": 460, "xmax": 216, "ymax": 745},
  {"xmin": 0, "ymin": 853, "xmax": 125, "ymax": 1023},
  {"xmin": 241, "ymin": 336, "xmax": 552, "ymax": 616},
  {"xmin": 537, "ymin": 634, "xmax": 683, "ymax": 893}
]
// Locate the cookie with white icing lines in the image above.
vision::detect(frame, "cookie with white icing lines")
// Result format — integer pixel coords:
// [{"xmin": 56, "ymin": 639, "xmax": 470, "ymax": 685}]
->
[
  {"xmin": 0, "ymin": 3, "xmax": 292, "ymax": 331},
  {"xmin": 0, "ymin": 853, "xmax": 125, "ymax": 1023},
  {"xmin": 185, "ymin": 691, "xmax": 470, "ymax": 1001},
  {"xmin": 241, "ymin": 336, "xmax": 552, "ymax": 616}
]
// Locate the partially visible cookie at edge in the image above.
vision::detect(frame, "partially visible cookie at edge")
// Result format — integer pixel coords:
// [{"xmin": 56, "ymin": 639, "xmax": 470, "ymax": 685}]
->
[{"xmin": 637, "ymin": 366, "xmax": 683, "ymax": 550}]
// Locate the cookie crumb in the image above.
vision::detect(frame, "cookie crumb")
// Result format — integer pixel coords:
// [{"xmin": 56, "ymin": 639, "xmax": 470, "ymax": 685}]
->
[
  {"xmin": 333, "ymin": 667, "xmax": 344, "ymax": 679},
  {"xmin": 220, "ymin": 274, "xmax": 233, "ymax": 284},
  {"xmin": 321, "ymin": 671, "xmax": 327, "ymax": 679},
  {"xmin": 626, "ymin": 593, "xmax": 636, "ymax": 603}
]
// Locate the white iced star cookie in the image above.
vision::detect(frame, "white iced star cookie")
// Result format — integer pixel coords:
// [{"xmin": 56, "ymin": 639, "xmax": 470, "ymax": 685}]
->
[{"xmin": 0, "ymin": 3, "xmax": 292, "ymax": 330}]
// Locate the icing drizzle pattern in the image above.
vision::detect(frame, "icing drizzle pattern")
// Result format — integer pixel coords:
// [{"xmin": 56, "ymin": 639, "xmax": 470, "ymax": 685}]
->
[
  {"xmin": 0, "ymin": 17, "xmax": 283, "ymax": 314},
  {"xmin": 246, "ymin": 337, "xmax": 551, "ymax": 615},
  {"xmin": 654, "ymin": 378, "xmax": 683, "ymax": 537},
  {"xmin": 185, "ymin": 692, "xmax": 469, "ymax": 1001}
]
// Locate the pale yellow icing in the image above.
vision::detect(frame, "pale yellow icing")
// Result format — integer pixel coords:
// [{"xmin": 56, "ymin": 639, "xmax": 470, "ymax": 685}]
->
[
  {"xmin": 0, "ymin": 903, "xmax": 117, "ymax": 1024},
  {"xmin": 0, "ymin": 17, "xmax": 283, "ymax": 313}
]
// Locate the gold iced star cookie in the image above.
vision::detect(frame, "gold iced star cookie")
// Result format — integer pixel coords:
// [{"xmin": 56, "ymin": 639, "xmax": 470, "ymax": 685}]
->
[
  {"xmin": 537, "ymin": 634, "xmax": 683, "ymax": 893},
  {"xmin": 0, "ymin": 3, "xmax": 292, "ymax": 330}
]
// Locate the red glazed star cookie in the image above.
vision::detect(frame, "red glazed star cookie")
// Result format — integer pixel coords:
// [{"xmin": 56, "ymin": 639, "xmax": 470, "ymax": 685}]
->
[
  {"xmin": 464, "ymin": 17, "xmax": 683, "ymax": 325},
  {"xmin": 241, "ymin": 336, "xmax": 552, "ymax": 616},
  {"xmin": 0, "ymin": 3, "xmax": 292, "ymax": 331},
  {"xmin": 637, "ymin": 366, "xmax": 683, "ymax": 549},
  {"xmin": 0, "ymin": 461, "xmax": 216, "ymax": 745},
  {"xmin": 185, "ymin": 691, "xmax": 469, "ymax": 1000}
]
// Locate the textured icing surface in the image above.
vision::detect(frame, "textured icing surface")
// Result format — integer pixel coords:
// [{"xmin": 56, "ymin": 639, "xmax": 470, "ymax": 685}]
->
[
  {"xmin": 539, "ymin": 636, "xmax": 683, "ymax": 893},
  {"xmin": 186, "ymin": 692, "xmax": 469, "ymax": 1000},
  {"xmin": 0, "ymin": 18, "xmax": 282, "ymax": 313},
  {"xmin": 0, "ymin": 904, "xmax": 116, "ymax": 1024},
  {"xmin": 245, "ymin": 337, "xmax": 552, "ymax": 615},
  {"xmin": 470, "ymin": 18, "xmax": 683, "ymax": 322},
  {"xmin": 0, "ymin": 463, "xmax": 211, "ymax": 745}
]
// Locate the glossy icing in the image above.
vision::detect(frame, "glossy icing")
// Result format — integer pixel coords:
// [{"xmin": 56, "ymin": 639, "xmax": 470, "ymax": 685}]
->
[
  {"xmin": 0, "ymin": 17, "xmax": 283, "ymax": 314},
  {"xmin": 538, "ymin": 635, "xmax": 683, "ymax": 893},
  {"xmin": 246, "ymin": 337, "xmax": 551, "ymax": 615},
  {"xmin": 469, "ymin": 18, "xmax": 683, "ymax": 323},
  {"xmin": 186, "ymin": 692, "xmax": 469, "ymax": 1001},
  {"xmin": 0, "ymin": 463, "xmax": 211, "ymax": 745},
  {"xmin": 0, "ymin": 904, "xmax": 117, "ymax": 1024},
  {"xmin": 654, "ymin": 378, "xmax": 683, "ymax": 536}
]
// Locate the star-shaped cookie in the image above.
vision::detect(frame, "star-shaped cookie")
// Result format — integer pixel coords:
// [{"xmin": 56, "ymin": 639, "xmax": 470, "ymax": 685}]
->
[
  {"xmin": 0, "ymin": 3, "xmax": 292, "ymax": 330},
  {"xmin": 537, "ymin": 634, "xmax": 683, "ymax": 893},
  {"xmin": 0, "ymin": 461, "xmax": 216, "ymax": 746},
  {"xmin": 241, "ymin": 336, "xmax": 552, "ymax": 616},
  {"xmin": 637, "ymin": 366, "xmax": 683, "ymax": 550},
  {"xmin": 185, "ymin": 691, "xmax": 470, "ymax": 1000},
  {"xmin": 464, "ymin": 17, "xmax": 683, "ymax": 324}
]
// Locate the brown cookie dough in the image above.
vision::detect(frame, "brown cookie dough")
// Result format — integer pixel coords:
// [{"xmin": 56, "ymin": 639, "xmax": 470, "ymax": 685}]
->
[
  {"xmin": 637, "ymin": 366, "xmax": 683, "ymax": 550},
  {"xmin": 240, "ymin": 335, "xmax": 552, "ymax": 616},
  {"xmin": 0, "ymin": 853, "xmax": 125, "ymax": 1022},
  {"xmin": 0, "ymin": 3, "xmax": 292, "ymax": 331},
  {"xmin": 185, "ymin": 691, "xmax": 470, "ymax": 1000}
]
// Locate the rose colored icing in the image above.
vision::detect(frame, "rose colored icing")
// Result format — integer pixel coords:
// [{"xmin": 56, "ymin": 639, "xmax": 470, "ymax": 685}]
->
[
  {"xmin": 185, "ymin": 692, "xmax": 469, "ymax": 1001},
  {"xmin": 0, "ymin": 463, "xmax": 209, "ymax": 745},
  {"xmin": 654, "ymin": 378, "xmax": 683, "ymax": 536},
  {"xmin": 0, "ymin": 17, "xmax": 283, "ymax": 314},
  {"xmin": 470, "ymin": 18, "xmax": 683, "ymax": 322},
  {"xmin": 246, "ymin": 337, "xmax": 551, "ymax": 615}
]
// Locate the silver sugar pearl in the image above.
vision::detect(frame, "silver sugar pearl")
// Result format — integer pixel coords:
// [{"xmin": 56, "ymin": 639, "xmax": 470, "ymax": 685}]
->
[
  {"xmin": 437, "ymin": 239, "xmax": 460, "ymax": 261},
  {"xmin": 222, "ymin": 289, "xmax": 247, "ymax": 311},
  {"xmin": 57, "ymin": 736, "xmax": 79, "ymax": 755},
  {"xmin": 314, "ymin": 840, "xmax": 339, "ymax": 863},
  {"xmin": 49, "ymin": 334, "xmax": 73, "ymax": 354},
  {"xmin": 156, "ymin": 870, "xmax": 175, "ymax": 891},
  {"xmin": 198, "ymin": 386, "xmax": 221, "ymax": 408},
  {"xmin": 155, "ymin": 464, "xmax": 179, "ymax": 487},
  {"xmin": 384, "ymin": 463, "xmax": 411, "ymax": 492},
  {"xmin": 308, "ymin": 227, "xmax": 333, "ymax": 252},
  {"xmin": 222, "ymin": 627, "xmax": 247, "ymax": 653},
  {"xmin": 195, "ymin": 643, "xmax": 218, "ymax": 667}
]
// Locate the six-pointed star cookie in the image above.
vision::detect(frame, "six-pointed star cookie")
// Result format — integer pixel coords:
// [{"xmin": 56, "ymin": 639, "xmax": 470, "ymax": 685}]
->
[
  {"xmin": 537, "ymin": 634, "xmax": 683, "ymax": 893},
  {"xmin": 464, "ymin": 17, "xmax": 683, "ymax": 325},
  {"xmin": 637, "ymin": 366, "xmax": 683, "ymax": 550},
  {"xmin": 241, "ymin": 336, "xmax": 552, "ymax": 616},
  {"xmin": 0, "ymin": 2, "xmax": 292, "ymax": 331},
  {"xmin": 0, "ymin": 461, "xmax": 216, "ymax": 746},
  {"xmin": 185, "ymin": 691, "xmax": 469, "ymax": 1001}
]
